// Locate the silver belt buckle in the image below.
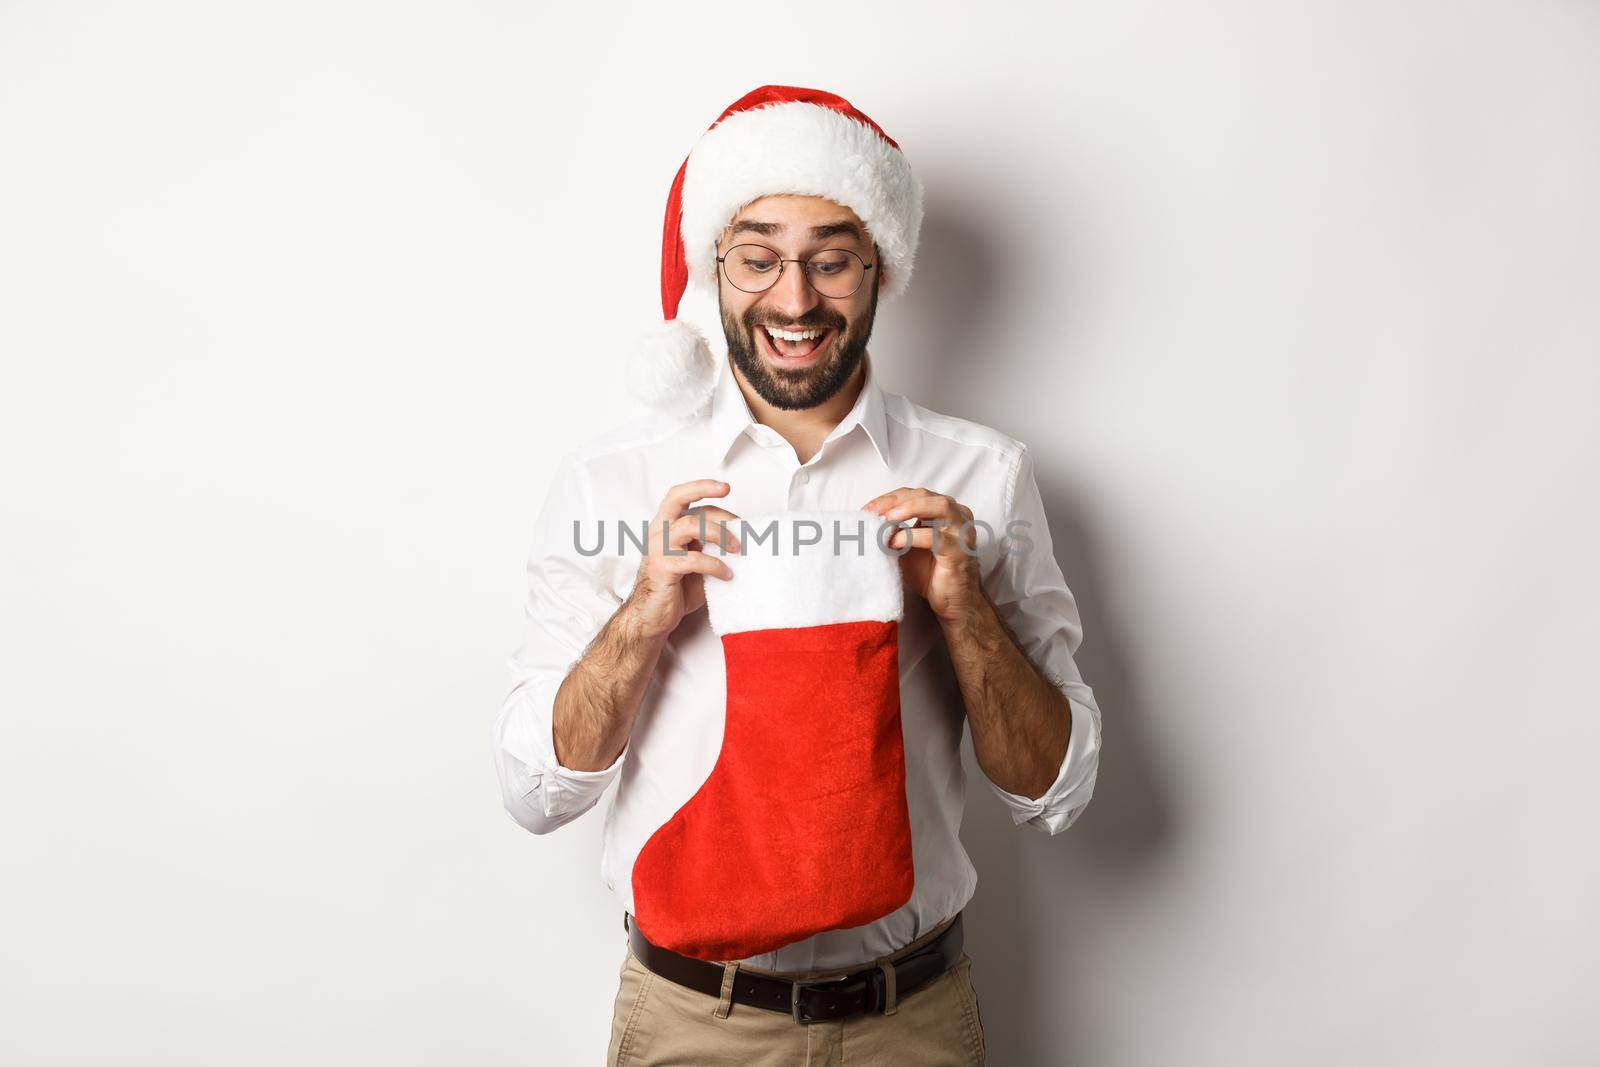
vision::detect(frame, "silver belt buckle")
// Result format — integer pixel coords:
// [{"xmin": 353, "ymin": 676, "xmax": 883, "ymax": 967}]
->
[{"xmin": 790, "ymin": 972, "xmax": 852, "ymax": 1025}]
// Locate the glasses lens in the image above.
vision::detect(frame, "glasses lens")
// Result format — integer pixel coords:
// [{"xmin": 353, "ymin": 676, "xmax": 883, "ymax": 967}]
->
[
  {"xmin": 805, "ymin": 249, "xmax": 866, "ymax": 298},
  {"xmin": 722, "ymin": 244, "xmax": 782, "ymax": 293}
]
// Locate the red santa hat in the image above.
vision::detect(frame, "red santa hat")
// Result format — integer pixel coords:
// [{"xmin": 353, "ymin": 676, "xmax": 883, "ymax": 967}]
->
[{"xmin": 628, "ymin": 85, "xmax": 924, "ymax": 416}]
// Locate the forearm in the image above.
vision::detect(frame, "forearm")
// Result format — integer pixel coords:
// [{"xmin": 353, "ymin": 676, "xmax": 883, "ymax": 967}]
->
[
  {"xmin": 551, "ymin": 598, "xmax": 667, "ymax": 772},
  {"xmin": 940, "ymin": 588, "xmax": 1073, "ymax": 799}
]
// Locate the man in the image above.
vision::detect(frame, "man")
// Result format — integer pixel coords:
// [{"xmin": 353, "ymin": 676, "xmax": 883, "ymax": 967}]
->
[{"xmin": 492, "ymin": 86, "xmax": 1102, "ymax": 1066}]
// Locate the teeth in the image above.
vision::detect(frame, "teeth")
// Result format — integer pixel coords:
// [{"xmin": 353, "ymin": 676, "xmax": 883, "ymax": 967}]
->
[{"xmin": 764, "ymin": 326, "xmax": 824, "ymax": 342}]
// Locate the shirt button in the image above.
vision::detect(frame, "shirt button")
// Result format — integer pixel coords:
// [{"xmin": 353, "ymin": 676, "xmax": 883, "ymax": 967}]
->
[{"xmin": 796, "ymin": 470, "xmax": 810, "ymax": 485}]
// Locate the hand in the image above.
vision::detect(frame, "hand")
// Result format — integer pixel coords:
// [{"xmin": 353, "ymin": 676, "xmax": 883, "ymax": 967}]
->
[
  {"xmin": 863, "ymin": 488, "xmax": 985, "ymax": 623},
  {"xmin": 624, "ymin": 479, "xmax": 742, "ymax": 641}
]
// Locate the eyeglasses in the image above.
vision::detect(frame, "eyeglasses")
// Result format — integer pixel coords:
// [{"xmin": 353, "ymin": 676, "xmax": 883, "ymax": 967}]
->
[{"xmin": 715, "ymin": 243, "xmax": 875, "ymax": 299}]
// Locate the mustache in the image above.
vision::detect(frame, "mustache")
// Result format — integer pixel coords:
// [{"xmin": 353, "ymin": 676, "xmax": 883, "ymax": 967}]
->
[{"xmin": 742, "ymin": 308, "xmax": 847, "ymax": 332}]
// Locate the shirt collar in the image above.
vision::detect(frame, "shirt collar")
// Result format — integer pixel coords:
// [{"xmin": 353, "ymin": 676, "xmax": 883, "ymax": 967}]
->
[{"xmin": 706, "ymin": 356, "xmax": 891, "ymax": 469}]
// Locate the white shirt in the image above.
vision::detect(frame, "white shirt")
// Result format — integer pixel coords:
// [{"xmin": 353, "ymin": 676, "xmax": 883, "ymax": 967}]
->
[{"xmin": 491, "ymin": 356, "xmax": 1103, "ymax": 972}]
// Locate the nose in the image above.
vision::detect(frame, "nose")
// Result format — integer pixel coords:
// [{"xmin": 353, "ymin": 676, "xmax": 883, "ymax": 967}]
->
[{"xmin": 765, "ymin": 260, "xmax": 821, "ymax": 320}]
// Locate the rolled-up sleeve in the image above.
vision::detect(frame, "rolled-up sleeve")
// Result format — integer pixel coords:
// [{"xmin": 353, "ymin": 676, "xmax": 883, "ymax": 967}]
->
[
  {"xmin": 979, "ymin": 446, "xmax": 1103, "ymax": 835},
  {"xmin": 491, "ymin": 451, "xmax": 629, "ymax": 835}
]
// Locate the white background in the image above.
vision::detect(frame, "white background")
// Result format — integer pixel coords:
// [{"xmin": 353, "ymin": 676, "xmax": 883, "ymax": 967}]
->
[{"xmin": 2, "ymin": 2, "xmax": 1596, "ymax": 1064}]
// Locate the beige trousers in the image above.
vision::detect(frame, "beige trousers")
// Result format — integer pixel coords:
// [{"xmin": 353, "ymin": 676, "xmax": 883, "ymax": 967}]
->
[{"xmin": 605, "ymin": 921, "xmax": 986, "ymax": 1066}]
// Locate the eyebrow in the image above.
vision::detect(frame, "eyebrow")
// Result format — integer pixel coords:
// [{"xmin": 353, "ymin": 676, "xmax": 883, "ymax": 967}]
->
[{"xmin": 729, "ymin": 219, "xmax": 865, "ymax": 243}]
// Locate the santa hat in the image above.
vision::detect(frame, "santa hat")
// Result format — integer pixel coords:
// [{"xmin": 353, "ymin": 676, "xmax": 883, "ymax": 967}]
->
[{"xmin": 628, "ymin": 85, "xmax": 924, "ymax": 416}]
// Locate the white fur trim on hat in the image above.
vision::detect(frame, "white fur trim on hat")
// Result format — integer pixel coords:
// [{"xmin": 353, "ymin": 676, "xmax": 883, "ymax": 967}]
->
[
  {"xmin": 627, "ymin": 318, "xmax": 718, "ymax": 417},
  {"xmin": 702, "ymin": 510, "xmax": 905, "ymax": 637},
  {"xmin": 680, "ymin": 102, "xmax": 924, "ymax": 301}
]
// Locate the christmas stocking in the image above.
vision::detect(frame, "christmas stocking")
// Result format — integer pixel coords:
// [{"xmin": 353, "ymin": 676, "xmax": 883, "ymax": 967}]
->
[{"xmin": 630, "ymin": 509, "xmax": 915, "ymax": 961}]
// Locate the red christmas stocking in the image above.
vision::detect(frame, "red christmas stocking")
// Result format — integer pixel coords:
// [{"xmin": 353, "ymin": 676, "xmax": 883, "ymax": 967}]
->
[{"xmin": 630, "ymin": 509, "xmax": 915, "ymax": 961}]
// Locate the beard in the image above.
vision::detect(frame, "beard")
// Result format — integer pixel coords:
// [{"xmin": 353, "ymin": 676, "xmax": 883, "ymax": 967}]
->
[{"xmin": 720, "ymin": 273, "xmax": 880, "ymax": 411}]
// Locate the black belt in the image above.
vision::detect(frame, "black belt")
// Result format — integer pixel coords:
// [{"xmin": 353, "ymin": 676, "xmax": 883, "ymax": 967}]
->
[{"xmin": 623, "ymin": 912, "xmax": 964, "ymax": 1025}]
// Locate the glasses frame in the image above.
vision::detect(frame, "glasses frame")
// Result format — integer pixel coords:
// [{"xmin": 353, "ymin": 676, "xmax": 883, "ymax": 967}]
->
[{"xmin": 715, "ymin": 242, "xmax": 876, "ymax": 299}]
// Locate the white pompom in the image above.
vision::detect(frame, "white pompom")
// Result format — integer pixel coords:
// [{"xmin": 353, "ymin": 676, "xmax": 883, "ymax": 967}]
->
[{"xmin": 627, "ymin": 319, "xmax": 719, "ymax": 417}]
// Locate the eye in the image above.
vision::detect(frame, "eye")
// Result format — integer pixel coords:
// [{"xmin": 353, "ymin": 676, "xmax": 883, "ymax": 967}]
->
[
  {"xmin": 740, "ymin": 255, "xmax": 778, "ymax": 272},
  {"xmin": 808, "ymin": 252, "xmax": 852, "ymax": 276}
]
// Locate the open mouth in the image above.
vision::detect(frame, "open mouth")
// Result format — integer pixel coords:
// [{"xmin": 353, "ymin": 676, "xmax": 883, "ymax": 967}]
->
[{"xmin": 756, "ymin": 323, "xmax": 836, "ymax": 366}]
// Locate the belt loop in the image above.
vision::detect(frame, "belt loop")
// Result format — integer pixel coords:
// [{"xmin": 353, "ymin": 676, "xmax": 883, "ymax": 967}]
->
[
  {"xmin": 712, "ymin": 961, "xmax": 740, "ymax": 1019},
  {"xmin": 877, "ymin": 961, "xmax": 898, "ymax": 1015}
]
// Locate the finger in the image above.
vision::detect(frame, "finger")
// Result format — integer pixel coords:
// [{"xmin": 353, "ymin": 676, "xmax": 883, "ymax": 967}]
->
[
  {"xmin": 867, "ymin": 513, "xmax": 919, "ymax": 536},
  {"xmin": 889, "ymin": 525, "xmax": 978, "ymax": 555},
  {"xmin": 881, "ymin": 494, "xmax": 961, "ymax": 524},
  {"xmin": 669, "ymin": 512, "xmax": 741, "ymax": 553},
  {"xmin": 861, "ymin": 487, "xmax": 920, "ymax": 514},
  {"xmin": 655, "ymin": 479, "xmax": 731, "ymax": 522},
  {"xmin": 683, "ymin": 506, "xmax": 744, "ymax": 552},
  {"xmin": 659, "ymin": 550, "xmax": 735, "ymax": 582}
]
